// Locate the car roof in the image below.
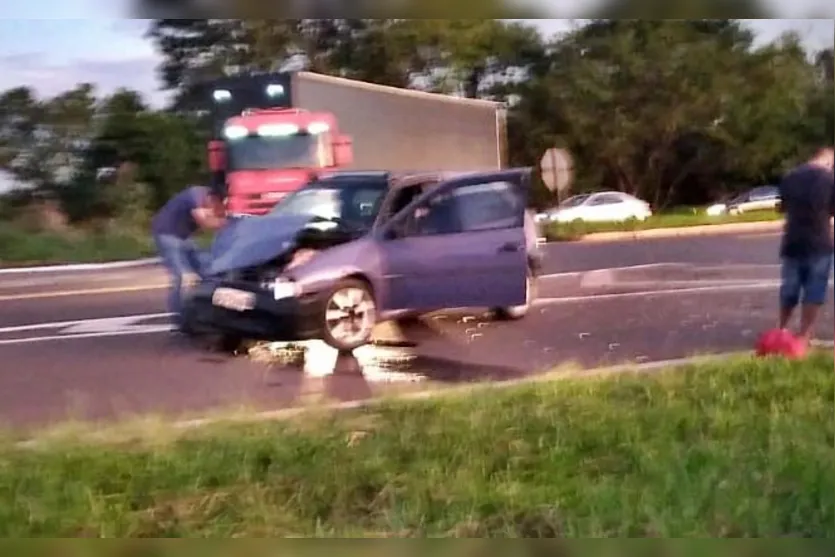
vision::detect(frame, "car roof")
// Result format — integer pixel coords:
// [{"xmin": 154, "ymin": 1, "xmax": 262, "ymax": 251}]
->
[
  {"xmin": 314, "ymin": 170, "xmax": 442, "ymax": 190},
  {"xmin": 589, "ymin": 190, "xmax": 630, "ymax": 196},
  {"xmin": 316, "ymin": 169, "xmax": 524, "ymax": 191}
]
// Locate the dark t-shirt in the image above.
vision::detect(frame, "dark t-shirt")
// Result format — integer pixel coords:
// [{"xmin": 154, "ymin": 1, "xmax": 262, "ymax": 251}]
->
[
  {"xmin": 151, "ymin": 185, "xmax": 207, "ymax": 239},
  {"xmin": 778, "ymin": 163, "xmax": 834, "ymax": 258}
]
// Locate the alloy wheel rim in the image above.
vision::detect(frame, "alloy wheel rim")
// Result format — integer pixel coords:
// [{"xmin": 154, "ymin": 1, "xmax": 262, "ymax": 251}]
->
[{"xmin": 325, "ymin": 287, "xmax": 376, "ymax": 346}]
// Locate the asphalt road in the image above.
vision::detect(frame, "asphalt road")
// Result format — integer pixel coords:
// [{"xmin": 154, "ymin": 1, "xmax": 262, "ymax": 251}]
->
[{"xmin": 1, "ymin": 232, "xmax": 831, "ymax": 430}]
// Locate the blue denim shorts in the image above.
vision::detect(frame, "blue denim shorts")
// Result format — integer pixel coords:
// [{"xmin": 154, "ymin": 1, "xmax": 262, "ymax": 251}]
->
[{"xmin": 780, "ymin": 254, "xmax": 833, "ymax": 307}]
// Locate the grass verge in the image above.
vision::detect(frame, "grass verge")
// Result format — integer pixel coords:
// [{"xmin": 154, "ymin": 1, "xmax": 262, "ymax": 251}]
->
[
  {"xmin": 0, "ymin": 226, "xmax": 154, "ymax": 267},
  {"xmin": 543, "ymin": 210, "xmax": 781, "ymax": 241},
  {"xmin": 0, "ymin": 224, "xmax": 215, "ymax": 267},
  {"xmin": 0, "ymin": 351, "xmax": 831, "ymax": 537}
]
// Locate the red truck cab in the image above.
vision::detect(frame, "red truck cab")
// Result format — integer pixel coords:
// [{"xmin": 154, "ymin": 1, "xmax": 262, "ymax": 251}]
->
[
  {"xmin": 200, "ymin": 70, "xmax": 508, "ymax": 215},
  {"xmin": 203, "ymin": 73, "xmax": 352, "ymax": 215}
]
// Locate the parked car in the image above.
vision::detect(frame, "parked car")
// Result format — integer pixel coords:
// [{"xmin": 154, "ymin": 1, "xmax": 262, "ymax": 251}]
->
[
  {"xmin": 706, "ymin": 185, "xmax": 780, "ymax": 216},
  {"xmin": 184, "ymin": 168, "xmax": 542, "ymax": 351},
  {"xmin": 536, "ymin": 191, "xmax": 652, "ymax": 224}
]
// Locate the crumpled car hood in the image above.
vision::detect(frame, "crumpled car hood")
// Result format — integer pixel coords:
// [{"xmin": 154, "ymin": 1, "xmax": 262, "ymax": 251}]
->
[{"xmin": 208, "ymin": 214, "xmax": 315, "ymax": 276}]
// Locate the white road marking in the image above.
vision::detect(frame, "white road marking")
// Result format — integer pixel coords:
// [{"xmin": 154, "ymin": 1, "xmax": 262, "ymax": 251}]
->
[
  {"xmin": 0, "ymin": 257, "xmax": 161, "ymax": 275},
  {"xmin": 0, "ymin": 313, "xmax": 172, "ymax": 334},
  {"xmin": 0, "ymin": 280, "xmax": 829, "ymax": 346},
  {"xmin": 0, "ymin": 327, "xmax": 174, "ymax": 346},
  {"xmin": 533, "ymin": 282, "xmax": 779, "ymax": 304},
  {"xmin": 0, "ymin": 271, "xmax": 164, "ymax": 290},
  {"xmin": 538, "ymin": 262, "xmax": 687, "ymax": 280},
  {"xmin": 61, "ymin": 315, "xmax": 173, "ymax": 335},
  {"xmin": 0, "ymin": 277, "xmax": 71, "ymax": 288}
]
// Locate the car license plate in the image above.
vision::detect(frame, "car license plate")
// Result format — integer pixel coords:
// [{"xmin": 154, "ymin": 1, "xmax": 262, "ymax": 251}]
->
[{"xmin": 212, "ymin": 287, "xmax": 255, "ymax": 312}]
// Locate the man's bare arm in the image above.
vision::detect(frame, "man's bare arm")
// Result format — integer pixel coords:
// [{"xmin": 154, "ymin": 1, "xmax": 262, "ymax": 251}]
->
[
  {"xmin": 192, "ymin": 206, "xmax": 226, "ymax": 230},
  {"xmin": 191, "ymin": 191, "xmax": 227, "ymax": 230}
]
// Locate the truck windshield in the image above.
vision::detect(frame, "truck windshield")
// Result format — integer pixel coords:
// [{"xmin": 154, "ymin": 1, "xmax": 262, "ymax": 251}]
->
[
  {"xmin": 226, "ymin": 134, "xmax": 317, "ymax": 170},
  {"xmin": 270, "ymin": 180, "xmax": 387, "ymax": 232}
]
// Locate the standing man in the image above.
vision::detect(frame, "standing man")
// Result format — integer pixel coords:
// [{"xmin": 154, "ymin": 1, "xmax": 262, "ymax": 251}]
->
[
  {"xmin": 777, "ymin": 146, "xmax": 834, "ymax": 347},
  {"xmin": 152, "ymin": 184, "xmax": 227, "ymax": 331}
]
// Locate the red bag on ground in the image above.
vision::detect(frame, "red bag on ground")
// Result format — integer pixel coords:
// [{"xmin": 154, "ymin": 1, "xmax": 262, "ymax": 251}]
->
[{"xmin": 755, "ymin": 328, "xmax": 807, "ymax": 359}]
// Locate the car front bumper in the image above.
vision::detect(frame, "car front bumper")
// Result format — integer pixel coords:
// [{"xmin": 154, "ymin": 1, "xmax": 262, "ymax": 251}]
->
[{"xmin": 185, "ymin": 279, "xmax": 325, "ymax": 342}]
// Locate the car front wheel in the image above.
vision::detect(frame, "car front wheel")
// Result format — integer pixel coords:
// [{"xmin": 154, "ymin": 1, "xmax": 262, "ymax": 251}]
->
[{"xmin": 320, "ymin": 278, "xmax": 378, "ymax": 351}]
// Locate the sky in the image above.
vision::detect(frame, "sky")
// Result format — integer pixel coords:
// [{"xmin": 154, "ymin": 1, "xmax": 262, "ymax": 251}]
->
[
  {"xmin": 0, "ymin": 9, "xmax": 832, "ymax": 108},
  {"xmin": 0, "ymin": 9, "xmax": 830, "ymax": 192}
]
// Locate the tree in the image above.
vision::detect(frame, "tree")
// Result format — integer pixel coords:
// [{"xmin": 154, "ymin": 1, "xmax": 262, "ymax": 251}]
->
[
  {"xmin": 0, "ymin": 87, "xmax": 39, "ymax": 181},
  {"xmin": 815, "ymin": 48, "xmax": 833, "ymax": 84},
  {"xmin": 135, "ymin": 111, "xmax": 205, "ymax": 210},
  {"xmin": 148, "ymin": 19, "xmax": 548, "ymax": 100},
  {"xmin": 719, "ymin": 34, "xmax": 827, "ymax": 182},
  {"xmin": 146, "ymin": 19, "xmax": 255, "ymax": 107},
  {"xmin": 0, "ymin": 84, "xmax": 97, "ymax": 194},
  {"xmin": 381, "ymin": 20, "xmax": 546, "ymax": 98},
  {"xmin": 58, "ymin": 88, "xmax": 205, "ymax": 223},
  {"xmin": 63, "ymin": 89, "xmax": 153, "ymax": 222},
  {"xmin": 86, "ymin": 89, "xmax": 149, "ymax": 172},
  {"xmin": 519, "ymin": 20, "xmax": 823, "ymax": 208}
]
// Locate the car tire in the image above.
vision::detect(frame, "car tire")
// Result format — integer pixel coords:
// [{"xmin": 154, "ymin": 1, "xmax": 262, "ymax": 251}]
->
[
  {"xmin": 495, "ymin": 268, "xmax": 536, "ymax": 320},
  {"xmin": 320, "ymin": 278, "xmax": 378, "ymax": 352}
]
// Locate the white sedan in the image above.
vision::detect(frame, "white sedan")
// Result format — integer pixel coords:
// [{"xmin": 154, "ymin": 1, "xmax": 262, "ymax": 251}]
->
[
  {"xmin": 536, "ymin": 191, "xmax": 653, "ymax": 224},
  {"xmin": 705, "ymin": 185, "xmax": 780, "ymax": 217}
]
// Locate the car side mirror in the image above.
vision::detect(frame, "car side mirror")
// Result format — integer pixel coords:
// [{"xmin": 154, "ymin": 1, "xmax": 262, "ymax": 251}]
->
[
  {"xmin": 208, "ymin": 139, "xmax": 226, "ymax": 171},
  {"xmin": 332, "ymin": 134, "xmax": 353, "ymax": 167}
]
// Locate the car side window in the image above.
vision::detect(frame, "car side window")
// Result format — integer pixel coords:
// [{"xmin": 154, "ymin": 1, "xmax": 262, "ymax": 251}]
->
[
  {"xmin": 396, "ymin": 179, "xmax": 523, "ymax": 237},
  {"xmin": 377, "ymin": 183, "xmax": 430, "ymax": 226},
  {"xmin": 750, "ymin": 187, "xmax": 776, "ymax": 200},
  {"xmin": 589, "ymin": 194, "xmax": 622, "ymax": 205},
  {"xmin": 409, "ymin": 191, "xmax": 460, "ymax": 236},
  {"xmin": 452, "ymin": 181, "xmax": 523, "ymax": 232}
]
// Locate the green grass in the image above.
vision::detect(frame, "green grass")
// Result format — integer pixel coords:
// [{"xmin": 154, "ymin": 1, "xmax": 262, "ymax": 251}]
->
[
  {"xmin": 543, "ymin": 209, "xmax": 781, "ymax": 241},
  {"xmin": 0, "ymin": 352, "xmax": 831, "ymax": 537},
  {"xmin": 0, "ymin": 226, "xmax": 156, "ymax": 267},
  {"xmin": 0, "ymin": 224, "xmax": 215, "ymax": 267}
]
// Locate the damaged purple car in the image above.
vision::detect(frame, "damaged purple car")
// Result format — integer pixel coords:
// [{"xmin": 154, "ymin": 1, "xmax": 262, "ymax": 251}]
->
[{"xmin": 183, "ymin": 168, "xmax": 543, "ymax": 351}]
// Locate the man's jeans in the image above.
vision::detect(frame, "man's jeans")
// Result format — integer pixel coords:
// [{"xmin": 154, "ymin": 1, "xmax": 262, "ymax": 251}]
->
[
  {"xmin": 780, "ymin": 254, "xmax": 834, "ymax": 308},
  {"xmin": 154, "ymin": 234, "xmax": 209, "ymax": 326}
]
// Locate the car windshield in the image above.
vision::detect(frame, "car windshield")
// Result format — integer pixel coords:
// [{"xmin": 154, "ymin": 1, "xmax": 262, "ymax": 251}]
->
[
  {"xmin": 226, "ymin": 134, "xmax": 318, "ymax": 171},
  {"xmin": 559, "ymin": 194, "xmax": 591, "ymax": 208},
  {"xmin": 269, "ymin": 180, "xmax": 388, "ymax": 232}
]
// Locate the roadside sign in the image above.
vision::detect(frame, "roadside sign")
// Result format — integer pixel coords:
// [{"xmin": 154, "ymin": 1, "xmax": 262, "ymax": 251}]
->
[{"xmin": 540, "ymin": 147, "xmax": 573, "ymax": 195}]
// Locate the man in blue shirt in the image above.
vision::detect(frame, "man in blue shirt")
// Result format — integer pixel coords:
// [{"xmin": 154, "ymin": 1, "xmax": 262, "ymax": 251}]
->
[
  {"xmin": 152, "ymin": 184, "xmax": 227, "ymax": 330},
  {"xmin": 777, "ymin": 146, "xmax": 834, "ymax": 347}
]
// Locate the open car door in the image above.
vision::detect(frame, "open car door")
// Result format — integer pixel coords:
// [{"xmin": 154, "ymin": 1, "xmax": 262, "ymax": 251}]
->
[{"xmin": 379, "ymin": 169, "xmax": 531, "ymax": 313}]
